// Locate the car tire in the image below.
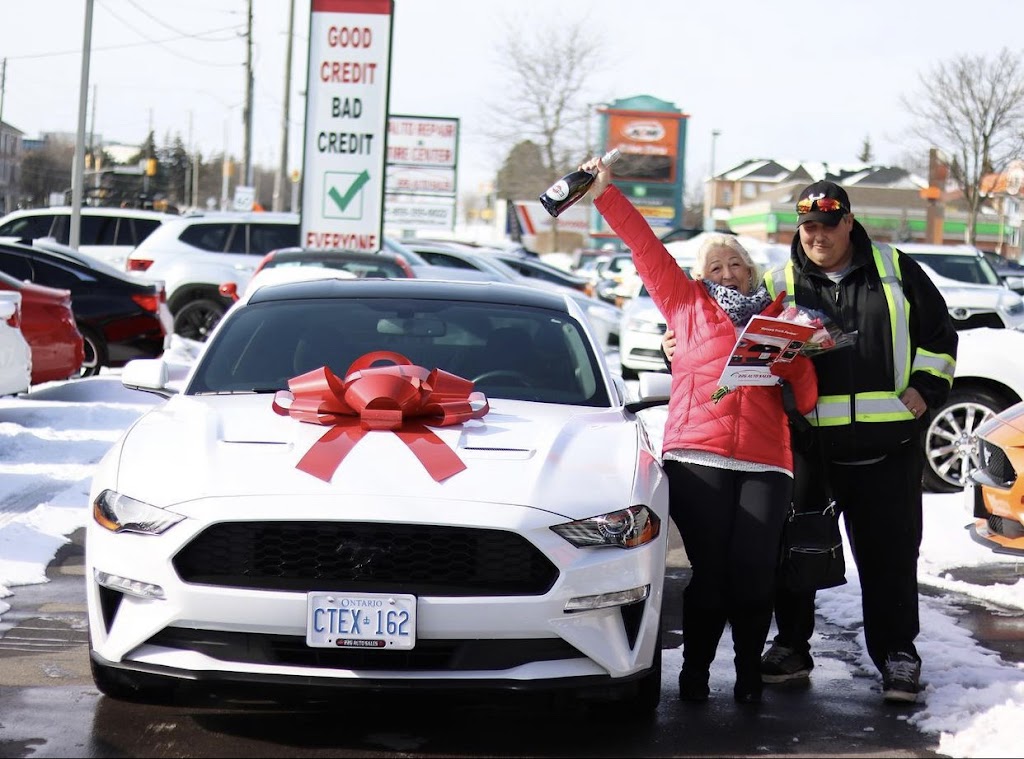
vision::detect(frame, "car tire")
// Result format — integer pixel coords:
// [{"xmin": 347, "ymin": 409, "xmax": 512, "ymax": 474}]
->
[
  {"xmin": 922, "ymin": 386, "xmax": 1014, "ymax": 493},
  {"xmin": 173, "ymin": 298, "xmax": 226, "ymax": 342},
  {"xmin": 78, "ymin": 326, "xmax": 106, "ymax": 378},
  {"xmin": 89, "ymin": 654, "xmax": 177, "ymax": 704}
]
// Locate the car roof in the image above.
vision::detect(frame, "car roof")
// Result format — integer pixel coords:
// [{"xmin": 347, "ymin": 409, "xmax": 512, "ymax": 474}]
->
[
  {"xmin": 898, "ymin": 243, "xmax": 983, "ymax": 255},
  {"xmin": 0, "ymin": 206, "xmax": 176, "ymax": 220},
  {"xmin": 152, "ymin": 211, "xmax": 299, "ymax": 231},
  {"xmin": 265, "ymin": 248, "xmax": 404, "ymax": 265},
  {"xmin": 245, "ymin": 276, "xmax": 574, "ymax": 312}
]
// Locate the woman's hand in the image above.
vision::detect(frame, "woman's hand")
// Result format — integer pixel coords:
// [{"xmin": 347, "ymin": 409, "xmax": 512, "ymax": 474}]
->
[
  {"xmin": 580, "ymin": 155, "xmax": 613, "ymax": 199},
  {"xmin": 661, "ymin": 328, "xmax": 677, "ymax": 363}
]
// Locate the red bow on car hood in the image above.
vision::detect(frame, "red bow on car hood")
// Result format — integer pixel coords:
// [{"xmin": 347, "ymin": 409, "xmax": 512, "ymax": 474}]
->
[{"xmin": 272, "ymin": 351, "xmax": 489, "ymax": 483}]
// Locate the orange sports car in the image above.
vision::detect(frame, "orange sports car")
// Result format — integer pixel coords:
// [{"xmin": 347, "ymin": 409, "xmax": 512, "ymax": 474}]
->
[{"xmin": 966, "ymin": 400, "xmax": 1024, "ymax": 555}]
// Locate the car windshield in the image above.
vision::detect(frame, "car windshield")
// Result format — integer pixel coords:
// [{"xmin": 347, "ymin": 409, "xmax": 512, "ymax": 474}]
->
[
  {"xmin": 187, "ymin": 296, "xmax": 610, "ymax": 406},
  {"xmin": 906, "ymin": 252, "xmax": 1002, "ymax": 286}
]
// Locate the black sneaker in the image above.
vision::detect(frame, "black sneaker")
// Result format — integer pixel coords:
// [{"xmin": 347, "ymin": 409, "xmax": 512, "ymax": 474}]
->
[
  {"xmin": 760, "ymin": 644, "xmax": 814, "ymax": 683},
  {"xmin": 882, "ymin": 652, "xmax": 921, "ymax": 703}
]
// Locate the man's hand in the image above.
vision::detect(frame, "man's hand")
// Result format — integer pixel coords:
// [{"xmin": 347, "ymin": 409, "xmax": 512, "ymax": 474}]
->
[{"xmin": 900, "ymin": 387, "xmax": 928, "ymax": 419}]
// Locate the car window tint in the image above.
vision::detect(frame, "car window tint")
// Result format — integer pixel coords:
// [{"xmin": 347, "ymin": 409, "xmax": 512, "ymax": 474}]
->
[
  {"xmin": 418, "ymin": 252, "xmax": 475, "ymax": 270},
  {"xmin": 50, "ymin": 216, "xmax": 70, "ymax": 244},
  {"xmin": 188, "ymin": 298, "xmax": 608, "ymax": 406},
  {"xmin": 0, "ymin": 215, "xmax": 54, "ymax": 240},
  {"xmin": 225, "ymin": 225, "xmax": 246, "ymax": 254},
  {"xmin": 32, "ymin": 257, "xmax": 89, "ymax": 288},
  {"xmin": 118, "ymin": 218, "xmax": 161, "ymax": 246},
  {"xmin": 0, "ymin": 251, "xmax": 32, "ymax": 281},
  {"xmin": 180, "ymin": 223, "xmax": 232, "ymax": 252},
  {"xmin": 250, "ymin": 224, "xmax": 300, "ymax": 256},
  {"xmin": 81, "ymin": 216, "xmax": 117, "ymax": 245}
]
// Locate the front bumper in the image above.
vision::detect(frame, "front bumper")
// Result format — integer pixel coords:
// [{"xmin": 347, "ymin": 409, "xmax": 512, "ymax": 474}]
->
[{"xmin": 86, "ymin": 495, "xmax": 666, "ymax": 689}]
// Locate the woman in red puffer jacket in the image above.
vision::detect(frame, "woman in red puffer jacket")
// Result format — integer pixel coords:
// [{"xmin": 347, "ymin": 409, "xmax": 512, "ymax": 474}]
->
[{"xmin": 583, "ymin": 156, "xmax": 818, "ymax": 706}]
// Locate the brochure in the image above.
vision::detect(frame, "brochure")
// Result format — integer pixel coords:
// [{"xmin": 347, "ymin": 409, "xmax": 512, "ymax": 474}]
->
[{"xmin": 716, "ymin": 315, "xmax": 817, "ymax": 391}]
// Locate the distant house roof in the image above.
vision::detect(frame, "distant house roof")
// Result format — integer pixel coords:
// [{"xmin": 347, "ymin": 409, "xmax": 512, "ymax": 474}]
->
[{"xmin": 717, "ymin": 158, "xmax": 927, "ymax": 192}]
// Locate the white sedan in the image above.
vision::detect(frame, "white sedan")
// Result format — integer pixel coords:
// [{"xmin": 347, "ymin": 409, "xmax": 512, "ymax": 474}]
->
[
  {"xmin": 0, "ymin": 291, "xmax": 31, "ymax": 396},
  {"xmin": 86, "ymin": 278, "xmax": 669, "ymax": 713}
]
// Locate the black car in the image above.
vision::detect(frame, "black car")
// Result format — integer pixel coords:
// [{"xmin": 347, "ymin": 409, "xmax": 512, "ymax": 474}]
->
[
  {"xmin": 0, "ymin": 240, "xmax": 168, "ymax": 376},
  {"xmin": 489, "ymin": 250, "xmax": 589, "ymax": 291}
]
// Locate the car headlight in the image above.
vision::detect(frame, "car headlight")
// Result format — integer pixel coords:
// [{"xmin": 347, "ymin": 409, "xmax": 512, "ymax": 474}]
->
[
  {"xmin": 92, "ymin": 489, "xmax": 185, "ymax": 535},
  {"xmin": 998, "ymin": 293, "xmax": 1024, "ymax": 316},
  {"xmin": 550, "ymin": 505, "xmax": 661, "ymax": 548},
  {"xmin": 624, "ymin": 317, "xmax": 666, "ymax": 334}
]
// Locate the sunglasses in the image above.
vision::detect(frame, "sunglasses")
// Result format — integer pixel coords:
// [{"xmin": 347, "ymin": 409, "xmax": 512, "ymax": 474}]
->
[{"xmin": 797, "ymin": 197, "xmax": 847, "ymax": 214}]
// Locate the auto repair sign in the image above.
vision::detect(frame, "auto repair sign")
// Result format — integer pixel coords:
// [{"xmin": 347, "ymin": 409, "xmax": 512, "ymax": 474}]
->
[{"xmin": 301, "ymin": 0, "xmax": 393, "ymax": 252}]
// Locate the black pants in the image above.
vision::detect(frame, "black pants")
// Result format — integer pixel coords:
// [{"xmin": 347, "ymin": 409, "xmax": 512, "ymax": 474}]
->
[
  {"xmin": 772, "ymin": 439, "xmax": 924, "ymax": 673},
  {"xmin": 665, "ymin": 460, "xmax": 791, "ymax": 681}
]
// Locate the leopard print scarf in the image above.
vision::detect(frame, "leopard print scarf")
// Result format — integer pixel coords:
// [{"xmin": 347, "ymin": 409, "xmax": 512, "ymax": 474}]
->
[{"xmin": 701, "ymin": 279, "xmax": 772, "ymax": 326}]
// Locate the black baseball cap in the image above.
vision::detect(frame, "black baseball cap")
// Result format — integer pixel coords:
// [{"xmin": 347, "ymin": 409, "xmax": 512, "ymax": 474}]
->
[{"xmin": 796, "ymin": 181, "xmax": 851, "ymax": 227}]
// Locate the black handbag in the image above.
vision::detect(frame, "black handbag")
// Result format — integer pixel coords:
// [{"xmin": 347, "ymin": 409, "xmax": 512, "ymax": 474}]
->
[
  {"xmin": 780, "ymin": 497, "xmax": 847, "ymax": 593},
  {"xmin": 777, "ymin": 380, "xmax": 847, "ymax": 592}
]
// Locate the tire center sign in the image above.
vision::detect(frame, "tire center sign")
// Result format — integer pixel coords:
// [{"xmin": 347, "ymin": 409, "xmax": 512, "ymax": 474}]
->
[{"xmin": 301, "ymin": 0, "xmax": 393, "ymax": 252}]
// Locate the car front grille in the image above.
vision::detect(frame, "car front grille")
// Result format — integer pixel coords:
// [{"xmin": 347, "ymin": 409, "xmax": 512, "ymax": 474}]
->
[
  {"xmin": 948, "ymin": 312, "xmax": 1004, "ymax": 330},
  {"xmin": 172, "ymin": 521, "xmax": 560, "ymax": 596},
  {"xmin": 980, "ymin": 439, "xmax": 1017, "ymax": 488},
  {"xmin": 987, "ymin": 514, "xmax": 1024, "ymax": 540},
  {"xmin": 145, "ymin": 627, "xmax": 584, "ymax": 671}
]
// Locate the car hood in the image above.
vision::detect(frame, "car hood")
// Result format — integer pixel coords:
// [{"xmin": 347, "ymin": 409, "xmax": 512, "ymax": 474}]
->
[{"xmin": 111, "ymin": 395, "xmax": 644, "ymax": 520}]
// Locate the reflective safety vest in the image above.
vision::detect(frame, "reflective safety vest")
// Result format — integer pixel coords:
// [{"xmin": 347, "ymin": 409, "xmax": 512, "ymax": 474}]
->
[{"xmin": 765, "ymin": 244, "xmax": 955, "ymax": 427}]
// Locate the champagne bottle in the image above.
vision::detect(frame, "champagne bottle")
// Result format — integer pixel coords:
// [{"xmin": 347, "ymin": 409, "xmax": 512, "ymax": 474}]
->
[{"xmin": 539, "ymin": 149, "xmax": 621, "ymax": 218}]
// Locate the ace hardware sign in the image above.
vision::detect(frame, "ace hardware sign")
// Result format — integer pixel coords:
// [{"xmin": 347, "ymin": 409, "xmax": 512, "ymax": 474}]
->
[{"xmin": 301, "ymin": 0, "xmax": 394, "ymax": 252}]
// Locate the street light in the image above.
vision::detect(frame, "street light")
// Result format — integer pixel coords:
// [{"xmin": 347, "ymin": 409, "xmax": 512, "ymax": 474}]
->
[{"xmin": 704, "ymin": 129, "xmax": 721, "ymax": 231}]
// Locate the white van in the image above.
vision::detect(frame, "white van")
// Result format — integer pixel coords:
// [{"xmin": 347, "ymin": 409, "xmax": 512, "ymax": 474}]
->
[{"xmin": 0, "ymin": 206, "xmax": 177, "ymax": 269}]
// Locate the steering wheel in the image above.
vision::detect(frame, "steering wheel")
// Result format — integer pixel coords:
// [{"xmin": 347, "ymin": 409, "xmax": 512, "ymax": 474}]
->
[{"xmin": 472, "ymin": 369, "xmax": 531, "ymax": 387}]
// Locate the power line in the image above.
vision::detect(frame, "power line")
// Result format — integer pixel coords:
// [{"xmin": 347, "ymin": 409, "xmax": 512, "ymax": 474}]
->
[{"xmin": 5, "ymin": 26, "xmax": 244, "ymax": 67}]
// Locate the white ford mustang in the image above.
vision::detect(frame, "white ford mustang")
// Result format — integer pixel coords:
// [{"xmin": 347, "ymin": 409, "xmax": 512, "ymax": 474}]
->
[{"xmin": 86, "ymin": 277, "xmax": 670, "ymax": 713}]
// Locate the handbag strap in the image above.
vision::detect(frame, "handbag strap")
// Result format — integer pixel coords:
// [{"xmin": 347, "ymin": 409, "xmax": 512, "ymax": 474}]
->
[{"xmin": 781, "ymin": 382, "xmax": 837, "ymax": 516}]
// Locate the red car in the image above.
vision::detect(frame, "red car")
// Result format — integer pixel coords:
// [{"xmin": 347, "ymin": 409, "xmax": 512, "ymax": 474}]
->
[{"xmin": 0, "ymin": 269, "xmax": 84, "ymax": 384}]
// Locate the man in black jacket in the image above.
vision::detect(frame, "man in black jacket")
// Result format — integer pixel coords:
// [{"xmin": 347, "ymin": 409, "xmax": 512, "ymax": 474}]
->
[
  {"xmin": 761, "ymin": 181, "xmax": 957, "ymax": 703},
  {"xmin": 661, "ymin": 181, "xmax": 958, "ymax": 703}
]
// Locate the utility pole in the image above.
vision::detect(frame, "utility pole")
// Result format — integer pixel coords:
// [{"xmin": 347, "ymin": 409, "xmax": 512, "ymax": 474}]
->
[
  {"xmin": 703, "ymin": 129, "xmax": 721, "ymax": 232},
  {"xmin": 0, "ymin": 58, "xmax": 6, "ymax": 126},
  {"xmin": 242, "ymin": 0, "xmax": 254, "ymax": 188},
  {"xmin": 89, "ymin": 84, "xmax": 99, "ymax": 197},
  {"xmin": 273, "ymin": 0, "xmax": 296, "ymax": 212},
  {"xmin": 70, "ymin": 0, "xmax": 94, "ymax": 250}
]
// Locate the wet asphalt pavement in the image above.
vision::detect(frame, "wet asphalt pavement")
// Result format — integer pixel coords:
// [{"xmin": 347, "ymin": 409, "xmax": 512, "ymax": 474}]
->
[{"xmin": 2, "ymin": 523, "xmax": 998, "ymax": 758}]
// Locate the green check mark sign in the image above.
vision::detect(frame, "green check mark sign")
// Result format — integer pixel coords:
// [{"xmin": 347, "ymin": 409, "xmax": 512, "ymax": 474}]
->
[{"xmin": 328, "ymin": 170, "xmax": 370, "ymax": 213}]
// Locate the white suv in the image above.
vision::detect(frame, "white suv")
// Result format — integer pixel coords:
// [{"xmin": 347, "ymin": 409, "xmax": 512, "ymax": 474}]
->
[
  {"xmin": 125, "ymin": 212, "xmax": 300, "ymax": 340},
  {"xmin": 0, "ymin": 206, "xmax": 175, "ymax": 269}
]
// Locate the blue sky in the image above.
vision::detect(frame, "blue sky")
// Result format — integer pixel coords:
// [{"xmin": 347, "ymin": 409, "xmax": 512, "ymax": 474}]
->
[{"xmin": 2, "ymin": 0, "xmax": 1022, "ymax": 198}]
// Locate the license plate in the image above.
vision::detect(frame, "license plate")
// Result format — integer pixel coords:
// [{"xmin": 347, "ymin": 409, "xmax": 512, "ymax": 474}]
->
[{"xmin": 306, "ymin": 592, "xmax": 416, "ymax": 649}]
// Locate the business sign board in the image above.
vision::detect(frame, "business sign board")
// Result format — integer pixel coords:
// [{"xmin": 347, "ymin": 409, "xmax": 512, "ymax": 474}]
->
[
  {"xmin": 590, "ymin": 99, "xmax": 689, "ymax": 238},
  {"xmin": 301, "ymin": 0, "xmax": 393, "ymax": 252},
  {"xmin": 384, "ymin": 194, "xmax": 456, "ymax": 229},
  {"xmin": 384, "ymin": 114, "xmax": 458, "ymax": 231}
]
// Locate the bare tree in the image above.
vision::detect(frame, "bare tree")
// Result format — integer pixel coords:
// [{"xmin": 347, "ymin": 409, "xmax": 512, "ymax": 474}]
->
[
  {"xmin": 901, "ymin": 48, "xmax": 1024, "ymax": 243},
  {"xmin": 485, "ymin": 16, "xmax": 607, "ymax": 251}
]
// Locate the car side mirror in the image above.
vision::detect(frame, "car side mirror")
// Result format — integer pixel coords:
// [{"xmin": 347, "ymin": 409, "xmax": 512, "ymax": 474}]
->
[{"xmin": 1004, "ymin": 275, "xmax": 1024, "ymax": 292}]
